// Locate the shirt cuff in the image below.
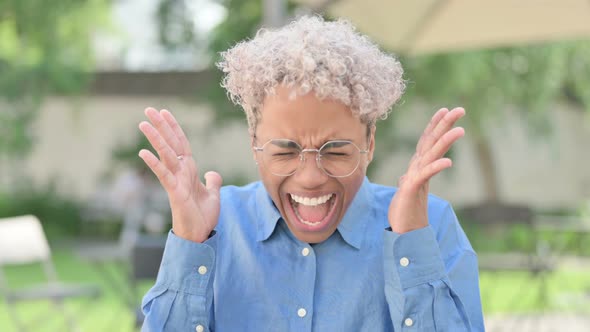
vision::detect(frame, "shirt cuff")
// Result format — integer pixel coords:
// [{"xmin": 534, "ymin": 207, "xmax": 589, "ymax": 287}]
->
[
  {"xmin": 156, "ymin": 230, "xmax": 218, "ymax": 295},
  {"xmin": 383, "ymin": 226, "xmax": 446, "ymax": 289}
]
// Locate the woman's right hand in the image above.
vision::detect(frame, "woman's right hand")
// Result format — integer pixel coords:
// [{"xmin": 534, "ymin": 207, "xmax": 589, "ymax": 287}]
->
[{"xmin": 138, "ymin": 108, "xmax": 222, "ymax": 243}]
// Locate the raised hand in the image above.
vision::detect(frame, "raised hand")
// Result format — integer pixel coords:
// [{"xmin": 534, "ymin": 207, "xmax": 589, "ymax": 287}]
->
[
  {"xmin": 388, "ymin": 107, "xmax": 465, "ymax": 234},
  {"xmin": 138, "ymin": 108, "xmax": 223, "ymax": 243}
]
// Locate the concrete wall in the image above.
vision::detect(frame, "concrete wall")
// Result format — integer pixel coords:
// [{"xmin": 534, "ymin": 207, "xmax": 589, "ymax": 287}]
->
[{"xmin": 5, "ymin": 95, "xmax": 590, "ymax": 210}]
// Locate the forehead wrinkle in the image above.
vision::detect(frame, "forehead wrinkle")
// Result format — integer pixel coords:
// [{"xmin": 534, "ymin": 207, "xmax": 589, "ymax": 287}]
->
[
  {"xmin": 291, "ymin": 127, "xmax": 350, "ymax": 148},
  {"xmin": 258, "ymin": 123, "xmax": 365, "ymax": 148}
]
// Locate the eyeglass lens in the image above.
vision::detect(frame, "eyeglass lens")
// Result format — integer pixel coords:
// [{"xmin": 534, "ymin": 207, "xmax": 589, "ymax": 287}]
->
[{"xmin": 258, "ymin": 139, "xmax": 361, "ymax": 177}]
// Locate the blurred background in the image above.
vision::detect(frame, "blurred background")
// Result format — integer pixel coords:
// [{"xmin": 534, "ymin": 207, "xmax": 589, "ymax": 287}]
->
[{"xmin": 1, "ymin": 0, "xmax": 589, "ymax": 331}]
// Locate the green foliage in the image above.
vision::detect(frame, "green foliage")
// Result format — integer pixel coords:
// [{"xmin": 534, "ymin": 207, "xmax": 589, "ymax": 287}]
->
[
  {"xmin": 156, "ymin": 0, "xmax": 198, "ymax": 48},
  {"xmin": 461, "ymin": 216, "xmax": 590, "ymax": 257},
  {"xmin": 207, "ymin": 0, "xmax": 264, "ymax": 55},
  {"xmin": 402, "ymin": 41, "xmax": 590, "ymax": 134},
  {"xmin": 194, "ymin": 0, "xmax": 300, "ymax": 131},
  {"xmin": 0, "ymin": 0, "xmax": 110, "ymax": 158},
  {"xmin": 195, "ymin": 0, "xmax": 267, "ymax": 130},
  {"xmin": 0, "ymin": 181, "xmax": 85, "ymax": 238}
]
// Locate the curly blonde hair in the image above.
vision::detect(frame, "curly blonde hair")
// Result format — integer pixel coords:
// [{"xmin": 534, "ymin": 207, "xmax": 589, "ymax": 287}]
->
[{"xmin": 217, "ymin": 15, "xmax": 406, "ymax": 135}]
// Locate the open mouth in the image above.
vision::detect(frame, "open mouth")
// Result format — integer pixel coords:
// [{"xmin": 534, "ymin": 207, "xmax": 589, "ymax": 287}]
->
[{"xmin": 287, "ymin": 193, "xmax": 338, "ymax": 231}]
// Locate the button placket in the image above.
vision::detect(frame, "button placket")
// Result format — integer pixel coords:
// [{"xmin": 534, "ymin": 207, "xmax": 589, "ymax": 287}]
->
[{"xmin": 294, "ymin": 243, "xmax": 314, "ymax": 329}]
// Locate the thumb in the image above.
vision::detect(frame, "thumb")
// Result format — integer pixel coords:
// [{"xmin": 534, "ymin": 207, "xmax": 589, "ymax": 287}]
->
[{"xmin": 204, "ymin": 171, "xmax": 223, "ymax": 193}]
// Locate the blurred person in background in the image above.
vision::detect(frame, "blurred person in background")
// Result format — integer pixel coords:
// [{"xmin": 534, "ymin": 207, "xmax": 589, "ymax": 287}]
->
[{"xmin": 138, "ymin": 15, "xmax": 483, "ymax": 331}]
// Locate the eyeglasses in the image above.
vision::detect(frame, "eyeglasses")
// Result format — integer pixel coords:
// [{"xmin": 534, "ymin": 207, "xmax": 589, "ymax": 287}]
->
[{"xmin": 253, "ymin": 139, "xmax": 368, "ymax": 178}]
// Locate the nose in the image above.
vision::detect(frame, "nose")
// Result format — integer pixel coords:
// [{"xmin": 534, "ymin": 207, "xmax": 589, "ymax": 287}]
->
[{"xmin": 293, "ymin": 150, "xmax": 329, "ymax": 188}]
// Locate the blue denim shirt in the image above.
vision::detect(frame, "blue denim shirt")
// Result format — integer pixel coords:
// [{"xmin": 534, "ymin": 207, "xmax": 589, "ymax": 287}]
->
[{"xmin": 142, "ymin": 178, "xmax": 484, "ymax": 331}]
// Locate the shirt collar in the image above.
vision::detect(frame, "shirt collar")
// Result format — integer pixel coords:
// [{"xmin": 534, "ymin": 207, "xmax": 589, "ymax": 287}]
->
[
  {"xmin": 255, "ymin": 183, "xmax": 282, "ymax": 242},
  {"xmin": 336, "ymin": 177, "xmax": 373, "ymax": 250},
  {"xmin": 255, "ymin": 178, "xmax": 374, "ymax": 249}
]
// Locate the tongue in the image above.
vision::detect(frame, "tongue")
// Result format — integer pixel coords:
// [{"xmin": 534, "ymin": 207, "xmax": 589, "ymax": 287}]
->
[{"xmin": 296, "ymin": 202, "xmax": 330, "ymax": 222}]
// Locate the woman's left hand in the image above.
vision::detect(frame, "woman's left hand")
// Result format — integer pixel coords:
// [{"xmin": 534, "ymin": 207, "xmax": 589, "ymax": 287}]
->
[{"xmin": 388, "ymin": 107, "xmax": 466, "ymax": 233}]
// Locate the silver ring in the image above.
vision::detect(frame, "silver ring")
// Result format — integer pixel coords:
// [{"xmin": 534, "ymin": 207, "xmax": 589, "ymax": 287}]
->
[{"xmin": 177, "ymin": 155, "xmax": 184, "ymax": 160}]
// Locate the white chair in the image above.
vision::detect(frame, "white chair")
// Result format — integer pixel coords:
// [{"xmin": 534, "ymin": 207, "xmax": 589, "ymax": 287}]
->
[{"xmin": 0, "ymin": 215, "xmax": 101, "ymax": 331}]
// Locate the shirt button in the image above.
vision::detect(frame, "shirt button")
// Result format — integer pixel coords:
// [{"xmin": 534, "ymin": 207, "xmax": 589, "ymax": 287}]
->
[
  {"xmin": 297, "ymin": 308, "xmax": 307, "ymax": 318},
  {"xmin": 195, "ymin": 324, "xmax": 204, "ymax": 332},
  {"xmin": 301, "ymin": 247, "xmax": 310, "ymax": 256},
  {"xmin": 400, "ymin": 257, "xmax": 410, "ymax": 267},
  {"xmin": 404, "ymin": 317, "xmax": 414, "ymax": 327},
  {"xmin": 198, "ymin": 265, "xmax": 208, "ymax": 275}
]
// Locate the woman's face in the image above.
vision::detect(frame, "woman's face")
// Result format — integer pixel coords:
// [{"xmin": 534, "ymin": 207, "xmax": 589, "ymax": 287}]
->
[{"xmin": 253, "ymin": 86, "xmax": 374, "ymax": 243}]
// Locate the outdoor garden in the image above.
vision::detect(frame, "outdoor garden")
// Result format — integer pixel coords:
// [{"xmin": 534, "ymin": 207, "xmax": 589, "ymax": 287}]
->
[{"xmin": 1, "ymin": 0, "xmax": 590, "ymax": 331}]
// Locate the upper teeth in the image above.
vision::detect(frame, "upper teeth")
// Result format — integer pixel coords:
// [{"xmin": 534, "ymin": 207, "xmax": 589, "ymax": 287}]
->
[{"xmin": 290, "ymin": 193, "xmax": 333, "ymax": 206}]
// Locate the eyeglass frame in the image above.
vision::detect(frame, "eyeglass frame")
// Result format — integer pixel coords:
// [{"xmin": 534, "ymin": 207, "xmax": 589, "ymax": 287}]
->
[{"xmin": 252, "ymin": 138, "xmax": 369, "ymax": 178}]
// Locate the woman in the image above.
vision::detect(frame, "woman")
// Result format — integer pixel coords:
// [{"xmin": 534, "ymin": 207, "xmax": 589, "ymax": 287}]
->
[{"xmin": 138, "ymin": 15, "xmax": 483, "ymax": 332}]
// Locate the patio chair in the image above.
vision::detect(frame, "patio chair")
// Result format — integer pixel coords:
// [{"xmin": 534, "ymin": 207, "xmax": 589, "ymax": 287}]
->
[{"xmin": 0, "ymin": 215, "xmax": 101, "ymax": 332}]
